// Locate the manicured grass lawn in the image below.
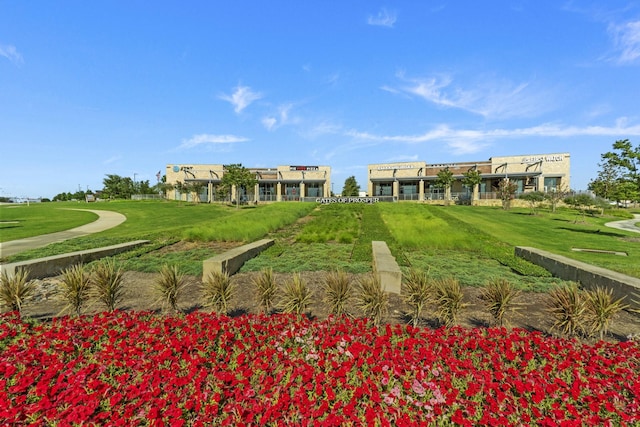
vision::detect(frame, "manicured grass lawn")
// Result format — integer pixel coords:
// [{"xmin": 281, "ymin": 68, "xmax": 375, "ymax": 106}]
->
[{"xmin": 0, "ymin": 204, "xmax": 98, "ymax": 241}]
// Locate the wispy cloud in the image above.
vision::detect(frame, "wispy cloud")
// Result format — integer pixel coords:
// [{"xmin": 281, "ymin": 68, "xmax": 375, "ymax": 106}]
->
[
  {"xmin": 178, "ymin": 134, "xmax": 249, "ymax": 149},
  {"xmin": 346, "ymin": 119, "xmax": 640, "ymax": 154},
  {"xmin": 387, "ymin": 72, "xmax": 550, "ymax": 119},
  {"xmin": 608, "ymin": 20, "xmax": 640, "ymax": 64},
  {"xmin": 102, "ymin": 155, "xmax": 122, "ymax": 165},
  {"xmin": 0, "ymin": 44, "xmax": 23, "ymax": 65},
  {"xmin": 219, "ymin": 85, "xmax": 263, "ymax": 114},
  {"xmin": 368, "ymin": 8, "xmax": 397, "ymax": 28},
  {"xmin": 262, "ymin": 104, "xmax": 298, "ymax": 131}
]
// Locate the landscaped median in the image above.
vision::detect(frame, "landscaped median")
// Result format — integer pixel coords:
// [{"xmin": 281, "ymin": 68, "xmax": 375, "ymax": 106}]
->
[{"xmin": 1, "ymin": 311, "xmax": 638, "ymax": 425}]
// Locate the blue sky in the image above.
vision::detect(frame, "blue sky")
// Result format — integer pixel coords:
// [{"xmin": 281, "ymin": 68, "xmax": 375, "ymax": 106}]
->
[{"xmin": 2, "ymin": 1, "xmax": 640, "ymax": 199}]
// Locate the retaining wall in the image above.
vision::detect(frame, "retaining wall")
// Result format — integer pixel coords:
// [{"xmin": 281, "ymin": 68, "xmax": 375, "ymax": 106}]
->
[
  {"xmin": 515, "ymin": 246, "xmax": 640, "ymax": 311},
  {"xmin": 0, "ymin": 240, "xmax": 149, "ymax": 279},
  {"xmin": 203, "ymin": 239, "xmax": 274, "ymax": 280}
]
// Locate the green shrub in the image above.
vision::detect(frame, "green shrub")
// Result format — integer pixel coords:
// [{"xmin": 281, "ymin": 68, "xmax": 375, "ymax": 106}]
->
[
  {"xmin": 356, "ymin": 274, "xmax": 389, "ymax": 327},
  {"xmin": 252, "ymin": 268, "xmax": 277, "ymax": 314},
  {"xmin": 279, "ymin": 273, "xmax": 312, "ymax": 316},
  {"xmin": 155, "ymin": 264, "xmax": 187, "ymax": 313},
  {"xmin": 0, "ymin": 267, "xmax": 34, "ymax": 315},
  {"xmin": 202, "ymin": 271, "xmax": 236, "ymax": 315},
  {"xmin": 480, "ymin": 278, "xmax": 524, "ymax": 327},
  {"xmin": 546, "ymin": 283, "xmax": 586, "ymax": 338},
  {"xmin": 322, "ymin": 270, "xmax": 353, "ymax": 317},
  {"xmin": 91, "ymin": 258, "xmax": 125, "ymax": 312},
  {"xmin": 433, "ymin": 277, "xmax": 468, "ymax": 327},
  {"xmin": 59, "ymin": 264, "xmax": 91, "ymax": 316},
  {"xmin": 402, "ymin": 269, "xmax": 432, "ymax": 327},
  {"xmin": 584, "ymin": 286, "xmax": 629, "ymax": 340}
]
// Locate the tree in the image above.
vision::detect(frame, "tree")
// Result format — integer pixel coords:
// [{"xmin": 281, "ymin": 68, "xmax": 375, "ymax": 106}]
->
[
  {"xmin": 434, "ymin": 167, "xmax": 455, "ymax": 201},
  {"xmin": 602, "ymin": 139, "xmax": 640, "ymax": 193},
  {"xmin": 564, "ymin": 193, "xmax": 595, "ymax": 222},
  {"xmin": 497, "ymin": 179, "xmax": 517, "ymax": 210},
  {"xmin": 519, "ymin": 191, "xmax": 545, "ymax": 215},
  {"xmin": 342, "ymin": 176, "xmax": 360, "ymax": 196},
  {"xmin": 589, "ymin": 160, "xmax": 623, "ymax": 201},
  {"xmin": 461, "ymin": 169, "xmax": 482, "ymax": 203},
  {"xmin": 102, "ymin": 174, "xmax": 135, "ymax": 199},
  {"xmin": 221, "ymin": 164, "xmax": 258, "ymax": 208},
  {"xmin": 544, "ymin": 185, "xmax": 569, "ymax": 213}
]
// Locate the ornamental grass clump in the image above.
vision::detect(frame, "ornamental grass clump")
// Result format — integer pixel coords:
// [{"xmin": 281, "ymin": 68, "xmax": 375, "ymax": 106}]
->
[
  {"xmin": 546, "ymin": 283, "xmax": 586, "ymax": 338},
  {"xmin": 480, "ymin": 278, "xmax": 524, "ymax": 327},
  {"xmin": 432, "ymin": 277, "xmax": 468, "ymax": 327},
  {"xmin": 322, "ymin": 269, "xmax": 352, "ymax": 317},
  {"xmin": 279, "ymin": 273, "xmax": 312, "ymax": 316},
  {"xmin": 402, "ymin": 269, "xmax": 432, "ymax": 327},
  {"xmin": 91, "ymin": 258, "xmax": 125, "ymax": 312},
  {"xmin": 202, "ymin": 271, "xmax": 236, "ymax": 315},
  {"xmin": 584, "ymin": 286, "xmax": 628, "ymax": 340},
  {"xmin": 0, "ymin": 267, "xmax": 34, "ymax": 316},
  {"xmin": 59, "ymin": 264, "xmax": 91, "ymax": 316},
  {"xmin": 155, "ymin": 264, "xmax": 187, "ymax": 313},
  {"xmin": 356, "ymin": 273, "xmax": 388, "ymax": 327},
  {"xmin": 252, "ymin": 267, "xmax": 277, "ymax": 314}
]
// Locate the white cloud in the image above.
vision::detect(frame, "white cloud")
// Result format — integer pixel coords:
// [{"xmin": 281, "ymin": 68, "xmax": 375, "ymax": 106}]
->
[
  {"xmin": 178, "ymin": 134, "xmax": 249, "ymax": 149},
  {"xmin": 0, "ymin": 44, "xmax": 23, "ymax": 65},
  {"xmin": 102, "ymin": 155, "xmax": 122, "ymax": 165},
  {"xmin": 219, "ymin": 85, "xmax": 263, "ymax": 114},
  {"xmin": 346, "ymin": 119, "xmax": 640, "ymax": 154},
  {"xmin": 368, "ymin": 8, "xmax": 397, "ymax": 28},
  {"xmin": 388, "ymin": 72, "xmax": 550, "ymax": 120},
  {"xmin": 262, "ymin": 104, "xmax": 296, "ymax": 131},
  {"xmin": 609, "ymin": 20, "xmax": 640, "ymax": 64}
]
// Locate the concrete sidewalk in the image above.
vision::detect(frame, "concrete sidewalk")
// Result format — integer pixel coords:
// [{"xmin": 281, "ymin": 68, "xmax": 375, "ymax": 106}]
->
[
  {"xmin": 0, "ymin": 209, "xmax": 126, "ymax": 258},
  {"xmin": 605, "ymin": 214, "xmax": 640, "ymax": 235}
]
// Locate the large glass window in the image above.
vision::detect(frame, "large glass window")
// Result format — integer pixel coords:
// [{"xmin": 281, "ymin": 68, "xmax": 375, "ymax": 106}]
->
[
  {"xmin": 284, "ymin": 183, "xmax": 300, "ymax": 200},
  {"xmin": 544, "ymin": 177, "xmax": 559, "ymax": 192},
  {"xmin": 305, "ymin": 183, "xmax": 323, "ymax": 197},
  {"xmin": 373, "ymin": 182, "xmax": 393, "ymax": 196},
  {"xmin": 259, "ymin": 183, "xmax": 276, "ymax": 201},
  {"xmin": 399, "ymin": 181, "xmax": 418, "ymax": 200}
]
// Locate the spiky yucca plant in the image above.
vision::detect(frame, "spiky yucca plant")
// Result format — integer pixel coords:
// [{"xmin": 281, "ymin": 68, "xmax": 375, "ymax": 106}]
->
[
  {"xmin": 584, "ymin": 286, "xmax": 628, "ymax": 340},
  {"xmin": 480, "ymin": 278, "xmax": 523, "ymax": 327},
  {"xmin": 252, "ymin": 267, "xmax": 277, "ymax": 314},
  {"xmin": 0, "ymin": 267, "xmax": 34, "ymax": 315},
  {"xmin": 402, "ymin": 269, "xmax": 432, "ymax": 327},
  {"xmin": 91, "ymin": 258, "xmax": 125, "ymax": 312},
  {"xmin": 279, "ymin": 273, "xmax": 312, "ymax": 316},
  {"xmin": 322, "ymin": 270, "xmax": 352, "ymax": 317},
  {"xmin": 59, "ymin": 264, "xmax": 91, "ymax": 316},
  {"xmin": 433, "ymin": 277, "xmax": 468, "ymax": 327},
  {"xmin": 356, "ymin": 274, "xmax": 388, "ymax": 327},
  {"xmin": 155, "ymin": 264, "xmax": 187, "ymax": 313},
  {"xmin": 203, "ymin": 271, "xmax": 236, "ymax": 315},
  {"xmin": 546, "ymin": 283, "xmax": 586, "ymax": 338}
]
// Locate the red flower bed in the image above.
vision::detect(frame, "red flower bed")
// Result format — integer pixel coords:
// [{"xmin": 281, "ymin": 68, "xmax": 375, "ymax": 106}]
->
[{"xmin": 1, "ymin": 311, "xmax": 639, "ymax": 426}]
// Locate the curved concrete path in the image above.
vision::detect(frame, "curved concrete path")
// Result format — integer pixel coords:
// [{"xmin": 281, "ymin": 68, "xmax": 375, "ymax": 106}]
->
[
  {"xmin": 604, "ymin": 214, "xmax": 640, "ymax": 234},
  {"xmin": 0, "ymin": 209, "xmax": 126, "ymax": 258}
]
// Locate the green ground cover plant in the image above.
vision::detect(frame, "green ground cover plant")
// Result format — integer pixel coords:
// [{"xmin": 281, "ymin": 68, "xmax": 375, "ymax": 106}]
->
[{"xmin": 295, "ymin": 204, "xmax": 361, "ymax": 243}]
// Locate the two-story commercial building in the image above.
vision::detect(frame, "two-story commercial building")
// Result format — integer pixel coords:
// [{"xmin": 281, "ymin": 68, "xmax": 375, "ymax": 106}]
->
[{"xmin": 165, "ymin": 164, "xmax": 331, "ymax": 203}]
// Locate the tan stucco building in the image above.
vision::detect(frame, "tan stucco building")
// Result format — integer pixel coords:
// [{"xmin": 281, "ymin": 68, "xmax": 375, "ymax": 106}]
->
[
  {"xmin": 166, "ymin": 164, "xmax": 331, "ymax": 202},
  {"xmin": 367, "ymin": 152, "xmax": 570, "ymax": 202}
]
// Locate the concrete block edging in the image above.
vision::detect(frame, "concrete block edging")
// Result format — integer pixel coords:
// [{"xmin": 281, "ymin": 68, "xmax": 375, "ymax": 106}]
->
[
  {"xmin": 202, "ymin": 239, "xmax": 274, "ymax": 280},
  {"xmin": 372, "ymin": 241, "xmax": 402, "ymax": 294}
]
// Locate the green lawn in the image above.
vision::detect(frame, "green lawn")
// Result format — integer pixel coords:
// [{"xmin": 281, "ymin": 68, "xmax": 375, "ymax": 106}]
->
[{"xmin": 2, "ymin": 200, "xmax": 638, "ymax": 284}]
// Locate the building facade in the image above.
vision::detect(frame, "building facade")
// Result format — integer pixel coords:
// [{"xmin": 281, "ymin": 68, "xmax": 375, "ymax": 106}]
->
[
  {"xmin": 367, "ymin": 153, "xmax": 570, "ymax": 202},
  {"xmin": 165, "ymin": 164, "xmax": 331, "ymax": 203}
]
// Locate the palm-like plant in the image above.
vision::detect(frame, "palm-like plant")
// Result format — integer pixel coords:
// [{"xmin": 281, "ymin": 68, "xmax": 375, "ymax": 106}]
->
[
  {"xmin": 546, "ymin": 283, "xmax": 586, "ymax": 338},
  {"xmin": 279, "ymin": 273, "xmax": 312, "ymax": 316},
  {"xmin": 252, "ymin": 268, "xmax": 277, "ymax": 314},
  {"xmin": 91, "ymin": 258, "xmax": 125, "ymax": 312},
  {"xmin": 59, "ymin": 264, "xmax": 91, "ymax": 316},
  {"xmin": 322, "ymin": 270, "xmax": 352, "ymax": 317},
  {"xmin": 0, "ymin": 267, "xmax": 34, "ymax": 316},
  {"xmin": 356, "ymin": 274, "xmax": 389, "ymax": 327},
  {"xmin": 155, "ymin": 264, "xmax": 187, "ymax": 313},
  {"xmin": 584, "ymin": 286, "xmax": 628, "ymax": 340},
  {"xmin": 202, "ymin": 271, "xmax": 236, "ymax": 315},
  {"xmin": 480, "ymin": 278, "xmax": 524, "ymax": 327},
  {"xmin": 432, "ymin": 277, "xmax": 468, "ymax": 327},
  {"xmin": 402, "ymin": 269, "xmax": 432, "ymax": 327}
]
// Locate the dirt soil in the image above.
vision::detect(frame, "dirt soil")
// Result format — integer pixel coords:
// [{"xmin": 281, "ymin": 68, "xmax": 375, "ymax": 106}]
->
[{"xmin": 22, "ymin": 269, "xmax": 640, "ymax": 345}]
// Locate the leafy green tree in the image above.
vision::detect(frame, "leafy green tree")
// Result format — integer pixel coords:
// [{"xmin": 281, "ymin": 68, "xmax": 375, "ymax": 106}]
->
[
  {"xmin": 564, "ymin": 193, "xmax": 595, "ymax": 222},
  {"xmin": 462, "ymin": 169, "xmax": 482, "ymax": 203},
  {"xmin": 434, "ymin": 167, "xmax": 454, "ymax": 201},
  {"xmin": 589, "ymin": 160, "xmax": 623, "ymax": 201},
  {"xmin": 102, "ymin": 174, "xmax": 135, "ymax": 199},
  {"xmin": 221, "ymin": 164, "xmax": 258, "ymax": 208},
  {"xmin": 519, "ymin": 191, "xmax": 545, "ymax": 215},
  {"xmin": 602, "ymin": 139, "xmax": 640, "ymax": 195},
  {"xmin": 497, "ymin": 179, "xmax": 517, "ymax": 210},
  {"xmin": 341, "ymin": 176, "xmax": 360, "ymax": 196},
  {"xmin": 544, "ymin": 185, "xmax": 569, "ymax": 213}
]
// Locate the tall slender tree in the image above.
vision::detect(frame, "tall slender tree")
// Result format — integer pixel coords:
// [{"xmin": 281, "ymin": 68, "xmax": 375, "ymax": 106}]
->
[
  {"xmin": 221, "ymin": 164, "xmax": 258, "ymax": 208},
  {"xmin": 341, "ymin": 176, "xmax": 360, "ymax": 196}
]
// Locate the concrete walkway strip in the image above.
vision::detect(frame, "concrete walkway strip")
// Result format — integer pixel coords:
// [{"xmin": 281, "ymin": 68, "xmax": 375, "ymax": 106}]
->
[
  {"xmin": 0, "ymin": 209, "xmax": 126, "ymax": 258},
  {"xmin": 604, "ymin": 214, "xmax": 640, "ymax": 235}
]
